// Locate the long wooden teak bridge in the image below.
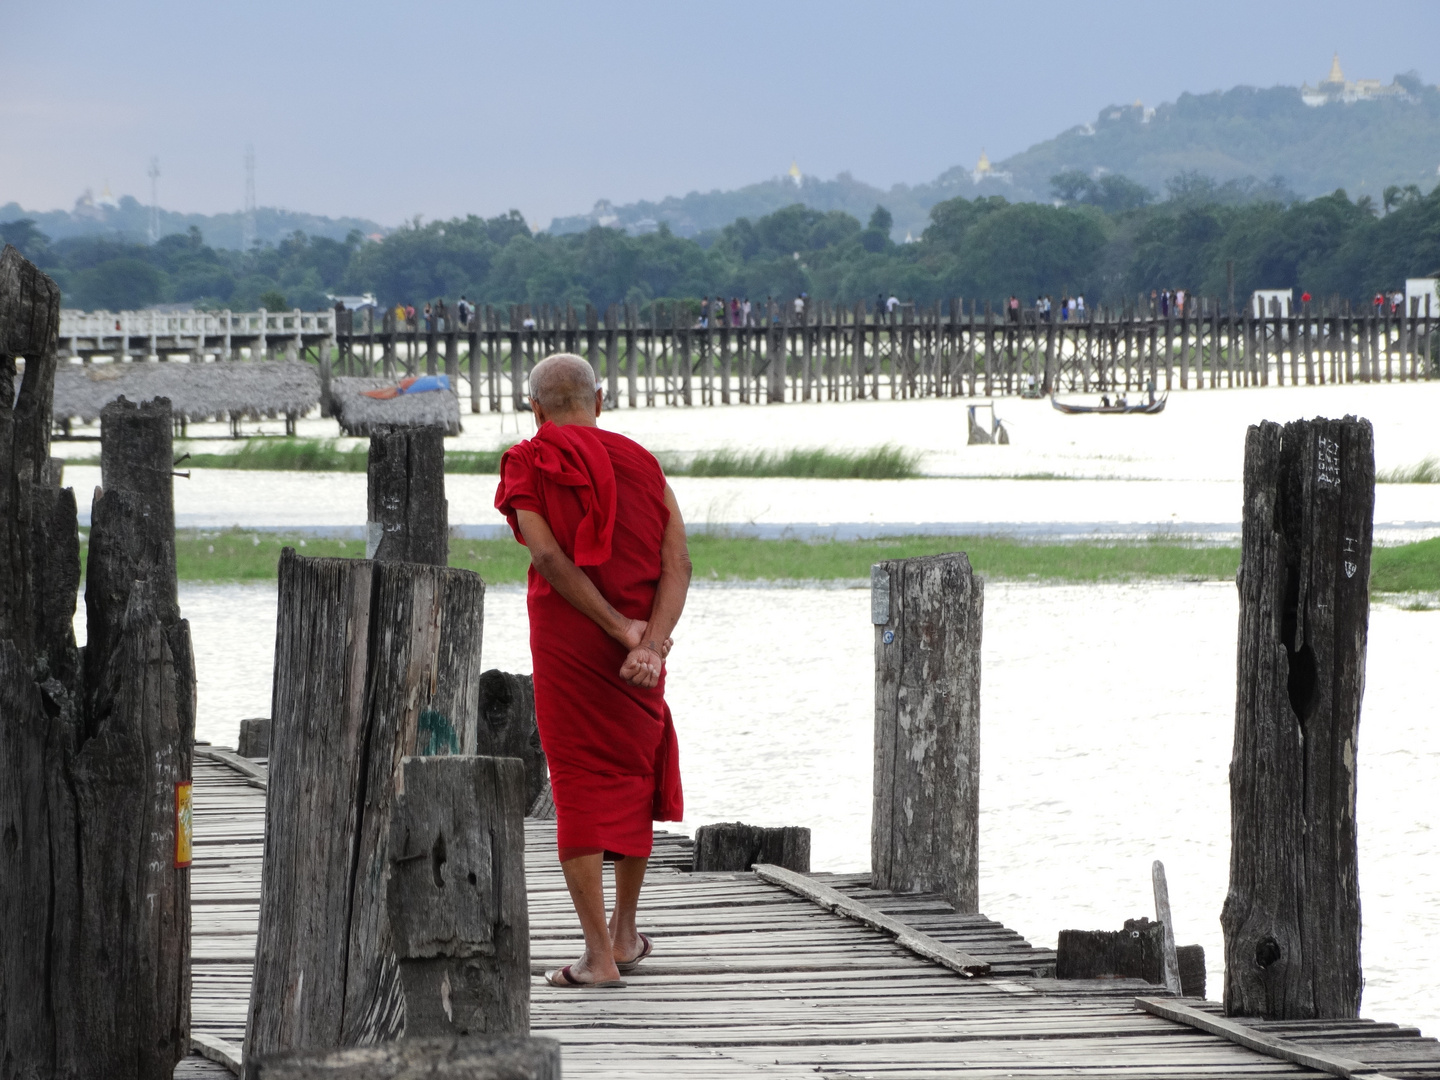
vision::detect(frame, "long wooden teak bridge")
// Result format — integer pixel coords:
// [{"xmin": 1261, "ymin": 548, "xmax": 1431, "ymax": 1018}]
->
[{"xmin": 55, "ymin": 296, "xmax": 1437, "ymax": 425}]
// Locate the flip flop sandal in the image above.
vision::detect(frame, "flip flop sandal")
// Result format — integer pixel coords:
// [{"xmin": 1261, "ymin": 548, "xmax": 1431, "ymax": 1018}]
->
[
  {"xmin": 616, "ymin": 933, "xmax": 654, "ymax": 973},
  {"xmin": 545, "ymin": 964, "xmax": 626, "ymax": 989}
]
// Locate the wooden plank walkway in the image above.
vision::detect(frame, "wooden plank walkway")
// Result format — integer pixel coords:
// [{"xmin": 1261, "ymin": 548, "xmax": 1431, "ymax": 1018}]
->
[{"xmin": 181, "ymin": 752, "xmax": 1439, "ymax": 1079}]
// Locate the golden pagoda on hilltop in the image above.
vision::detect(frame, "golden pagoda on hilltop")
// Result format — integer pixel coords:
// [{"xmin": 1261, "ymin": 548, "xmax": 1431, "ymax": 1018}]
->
[
  {"xmin": 971, "ymin": 149, "xmax": 1010, "ymax": 185},
  {"xmin": 1301, "ymin": 53, "xmax": 1406, "ymax": 105},
  {"xmin": 787, "ymin": 161, "xmax": 802, "ymax": 186}
]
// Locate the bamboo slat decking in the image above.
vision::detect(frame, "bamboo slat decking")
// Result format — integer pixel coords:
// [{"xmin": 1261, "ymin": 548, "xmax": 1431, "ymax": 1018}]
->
[{"xmin": 179, "ymin": 752, "xmax": 1440, "ymax": 1079}]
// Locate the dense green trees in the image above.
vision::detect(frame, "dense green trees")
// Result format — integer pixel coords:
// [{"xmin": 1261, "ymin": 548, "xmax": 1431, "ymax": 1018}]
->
[{"xmin": 10, "ymin": 174, "xmax": 1440, "ymax": 314}]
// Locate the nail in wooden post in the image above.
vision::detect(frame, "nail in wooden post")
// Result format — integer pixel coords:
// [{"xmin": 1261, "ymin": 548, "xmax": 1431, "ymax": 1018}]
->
[
  {"xmin": 387, "ymin": 755, "xmax": 529, "ymax": 1038},
  {"xmin": 870, "ymin": 553, "xmax": 982, "ymax": 911},
  {"xmin": 1222, "ymin": 416, "xmax": 1374, "ymax": 1019}
]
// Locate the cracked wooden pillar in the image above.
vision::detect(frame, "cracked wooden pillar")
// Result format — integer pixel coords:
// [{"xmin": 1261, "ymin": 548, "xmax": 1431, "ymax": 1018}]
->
[
  {"xmin": 1, "ymin": 243, "xmax": 194, "ymax": 1079},
  {"xmin": 870, "ymin": 552, "xmax": 982, "ymax": 912},
  {"xmin": 386, "ymin": 755, "xmax": 529, "ymax": 1038},
  {"xmin": 1222, "ymin": 416, "xmax": 1374, "ymax": 1019},
  {"xmin": 245, "ymin": 553, "xmax": 485, "ymax": 1059},
  {"xmin": 367, "ymin": 425, "xmax": 448, "ymax": 565}
]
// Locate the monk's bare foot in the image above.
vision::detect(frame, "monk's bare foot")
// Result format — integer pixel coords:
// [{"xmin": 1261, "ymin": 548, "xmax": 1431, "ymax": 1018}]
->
[
  {"xmin": 613, "ymin": 931, "xmax": 652, "ymax": 968},
  {"xmin": 546, "ymin": 951, "xmax": 621, "ymax": 986},
  {"xmin": 612, "ymin": 930, "xmax": 642, "ymax": 964}
]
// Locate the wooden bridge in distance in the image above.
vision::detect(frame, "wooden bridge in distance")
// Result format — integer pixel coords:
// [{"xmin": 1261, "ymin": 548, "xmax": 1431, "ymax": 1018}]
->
[
  {"xmin": 180, "ymin": 751, "xmax": 1440, "ymax": 1079},
  {"xmin": 56, "ymin": 297, "xmax": 1437, "ymax": 427}
]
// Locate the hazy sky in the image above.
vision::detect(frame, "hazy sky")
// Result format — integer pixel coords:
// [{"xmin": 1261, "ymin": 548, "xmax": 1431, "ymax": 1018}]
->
[{"xmin": 4, "ymin": 0, "xmax": 1438, "ymax": 229}]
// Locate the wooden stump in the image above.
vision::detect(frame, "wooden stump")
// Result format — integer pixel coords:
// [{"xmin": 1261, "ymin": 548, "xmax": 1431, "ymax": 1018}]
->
[
  {"xmin": 1056, "ymin": 918, "xmax": 1165, "ymax": 982},
  {"xmin": 249, "ymin": 1037, "xmax": 562, "ymax": 1079},
  {"xmin": 238, "ymin": 716, "xmax": 272, "ymax": 758},
  {"xmin": 246, "ymin": 552, "xmax": 485, "ymax": 1059},
  {"xmin": 1222, "ymin": 416, "xmax": 1374, "ymax": 1019},
  {"xmin": 0, "ymin": 356, "xmax": 193, "ymax": 1076},
  {"xmin": 1177, "ymin": 945, "xmax": 1207, "ymax": 999},
  {"xmin": 870, "ymin": 553, "xmax": 982, "ymax": 911},
  {"xmin": 476, "ymin": 669, "xmax": 548, "ymax": 813},
  {"xmin": 387, "ymin": 756, "xmax": 529, "ymax": 1038},
  {"xmin": 692, "ymin": 822, "xmax": 811, "ymax": 872},
  {"xmin": 367, "ymin": 425, "xmax": 448, "ymax": 565}
]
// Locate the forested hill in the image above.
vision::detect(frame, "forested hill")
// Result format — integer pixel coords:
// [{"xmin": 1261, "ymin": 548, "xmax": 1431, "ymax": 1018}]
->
[
  {"xmin": 0, "ymin": 194, "xmax": 384, "ymax": 249},
  {"xmin": 981, "ymin": 82, "xmax": 1440, "ymax": 205},
  {"xmin": 550, "ymin": 80, "xmax": 1440, "ymax": 240}
]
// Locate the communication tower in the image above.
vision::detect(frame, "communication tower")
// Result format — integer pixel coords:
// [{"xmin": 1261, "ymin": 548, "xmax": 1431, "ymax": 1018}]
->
[
  {"xmin": 148, "ymin": 157, "xmax": 160, "ymax": 242},
  {"xmin": 243, "ymin": 144, "xmax": 257, "ymax": 251}
]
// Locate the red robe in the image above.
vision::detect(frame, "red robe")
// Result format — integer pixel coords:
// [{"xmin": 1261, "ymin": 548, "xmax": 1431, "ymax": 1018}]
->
[{"xmin": 495, "ymin": 422, "xmax": 683, "ymax": 857}]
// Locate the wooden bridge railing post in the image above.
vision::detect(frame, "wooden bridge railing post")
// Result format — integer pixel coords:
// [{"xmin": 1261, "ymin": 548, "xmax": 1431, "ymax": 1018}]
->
[
  {"xmin": 366, "ymin": 425, "xmax": 448, "ymax": 565},
  {"xmin": 386, "ymin": 755, "xmax": 530, "ymax": 1038},
  {"xmin": 1222, "ymin": 416, "xmax": 1374, "ymax": 1020},
  {"xmin": 246, "ymin": 552, "xmax": 486, "ymax": 1058},
  {"xmin": 870, "ymin": 552, "xmax": 982, "ymax": 912}
]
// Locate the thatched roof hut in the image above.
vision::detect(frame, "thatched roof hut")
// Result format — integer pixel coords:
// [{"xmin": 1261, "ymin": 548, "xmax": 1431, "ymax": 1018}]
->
[
  {"xmin": 52, "ymin": 360, "xmax": 320, "ymax": 423},
  {"xmin": 330, "ymin": 377, "xmax": 461, "ymax": 436}
]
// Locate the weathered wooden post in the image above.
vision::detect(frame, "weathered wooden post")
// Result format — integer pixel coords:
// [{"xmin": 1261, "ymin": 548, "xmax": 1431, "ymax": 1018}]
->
[
  {"xmin": 870, "ymin": 553, "xmax": 982, "ymax": 912},
  {"xmin": 250, "ymin": 1037, "xmax": 562, "ymax": 1079},
  {"xmin": 2, "ymin": 244, "xmax": 195, "ymax": 1080},
  {"xmin": 476, "ymin": 669, "xmax": 550, "ymax": 815},
  {"xmin": 693, "ymin": 823, "xmax": 810, "ymax": 872},
  {"xmin": 1222, "ymin": 416, "xmax": 1374, "ymax": 1019},
  {"xmin": 387, "ymin": 756, "xmax": 529, "ymax": 1038},
  {"xmin": 245, "ymin": 552, "xmax": 485, "ymax": 1058},
  {"xmin": 366, "ymin": 424, "xmax": 448, "ymax": 565},
  {"xmin": 238, "ymin": 716, "xmax": 272, "ymax": 757}
]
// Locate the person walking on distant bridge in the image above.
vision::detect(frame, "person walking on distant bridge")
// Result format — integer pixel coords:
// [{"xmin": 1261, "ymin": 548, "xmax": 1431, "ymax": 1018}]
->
[{"xmin": 495, "ymin": 353, "xmax": 690, "ymax": 989}]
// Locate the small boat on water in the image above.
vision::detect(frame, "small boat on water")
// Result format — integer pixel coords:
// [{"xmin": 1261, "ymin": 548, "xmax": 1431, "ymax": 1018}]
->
[{"xmin": 1051, "ymin": 390, "xmax": 1167, "ymax": 415}]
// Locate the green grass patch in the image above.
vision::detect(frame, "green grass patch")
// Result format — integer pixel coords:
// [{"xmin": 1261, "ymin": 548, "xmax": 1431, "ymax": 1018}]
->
[
  {"xmin": 78, "ymin": 530, "xmax": 1440, "ymax": 592},
  {"xmin": 674, "ymin": 444, "xmax": 920, "ymax": 479},
  {"xmin": 1378, "ymin": 456, "xmax": 1440, "ymax": 483},
  {"xmin": 173, "ymin": 438, "xmax": 920, "ymax": 479},
  {"xmin": 1370, "ymin": 537, "xmax": 1440, "ymax": 592},
  {"xmin": 182, "ymin": 439, "xmax": 506, "ymax": 474},
  {"xmin": 685, "ymin": 534, "xmax": 1239, "ymax": 583}
]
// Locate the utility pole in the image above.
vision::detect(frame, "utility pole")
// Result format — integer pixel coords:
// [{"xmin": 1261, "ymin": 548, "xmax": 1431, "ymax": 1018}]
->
[
  {"xmin": 147, "ymin": 157, "xmax": 160, "ymax": 243},
  {"xmin": 243, "ymin": 144, "xmax": 257, "ymax": 252}
]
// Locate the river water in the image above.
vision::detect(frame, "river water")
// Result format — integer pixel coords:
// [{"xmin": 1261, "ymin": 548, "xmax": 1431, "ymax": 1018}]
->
[{"xmin": 116, "ymin": 578, "xmax": 1439, "ymax": 1036}]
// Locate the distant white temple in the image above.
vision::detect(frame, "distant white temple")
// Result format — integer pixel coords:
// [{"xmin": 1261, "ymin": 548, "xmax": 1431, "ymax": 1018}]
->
[{"xmin": 1301, "ymin": 53, "xmax": 1408, "ymax": 106}]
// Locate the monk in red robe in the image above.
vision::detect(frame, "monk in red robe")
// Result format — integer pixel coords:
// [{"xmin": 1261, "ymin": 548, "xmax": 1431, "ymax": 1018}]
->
[{"xmin": 495, "ymin": 353, "xmax": 691, "ymax": 987}]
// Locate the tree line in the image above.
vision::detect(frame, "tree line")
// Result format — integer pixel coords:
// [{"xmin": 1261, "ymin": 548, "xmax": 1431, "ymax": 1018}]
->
[{"xmin": 3, "ymin": 173, "xmax": 1437, "ymax": 315}]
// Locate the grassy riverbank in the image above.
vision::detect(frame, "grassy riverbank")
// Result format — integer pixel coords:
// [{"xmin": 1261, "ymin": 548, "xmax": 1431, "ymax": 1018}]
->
[
  {"xmin": 82, "ymin": 530, "xmax": 1440, "ymax": 592},
  {"xmin": 170, "ymin": 439, "xmax": 921, "ymax": 479}
]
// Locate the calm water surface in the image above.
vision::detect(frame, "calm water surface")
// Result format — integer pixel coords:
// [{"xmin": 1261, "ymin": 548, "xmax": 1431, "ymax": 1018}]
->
[{"xmin": 105, "ymin": 580, "xmax": 1439, "ymax": 1035}]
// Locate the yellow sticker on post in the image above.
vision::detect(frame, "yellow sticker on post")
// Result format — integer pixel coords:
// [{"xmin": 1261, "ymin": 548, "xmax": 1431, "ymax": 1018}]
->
[{"xmin": 174, "ymin": 781, "xmax": 193, "ymax": 868}]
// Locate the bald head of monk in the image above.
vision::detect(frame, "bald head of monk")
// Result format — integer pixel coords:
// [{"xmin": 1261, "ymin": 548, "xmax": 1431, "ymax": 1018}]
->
[{"xmin": 529, "ymin": 353, "xmax": 601, "ymax": 427}]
